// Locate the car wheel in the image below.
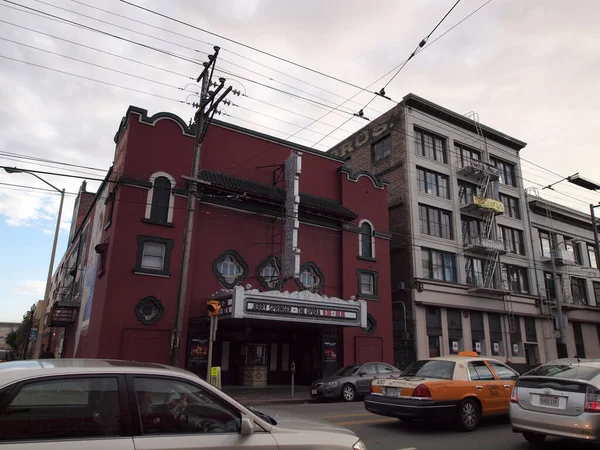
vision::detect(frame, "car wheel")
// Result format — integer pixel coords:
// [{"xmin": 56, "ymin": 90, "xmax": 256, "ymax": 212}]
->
[
  {"xmin": 456, "ymin": 398, "xmax": 480, "ymax": 432},
  {"xmin": 342, "ymin": 384, "xmax": 356, "ymax": 402},
  {"xmin": 522, "ymin": 432, "xmax": 546, "ymax": 444}
]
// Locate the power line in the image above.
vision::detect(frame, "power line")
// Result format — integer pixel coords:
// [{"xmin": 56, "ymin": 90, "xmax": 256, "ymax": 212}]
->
[
  {"xmin": 311, "ymin": 0, "xmax": 466, "ymax": 148},
  {"xmin": 0, "ymin": 155, "xmax": 104, "ymax": 177},
  {"xmin": 0, "ymin": 18, "xmax": 196, "ymax": 80},
  {"xmin": 0, "ymin": 150, "xmax": 106, "ymax": 172},
  {"xmin": 120, "ymin": 0, "xmax": 379, "ymax": 94},
  {"xmin": 69, "ymin": 0, "xmax": 385, "ymax": 115},
  {"xmin": 0, "ymin": 54, "xmax": 190, "ymax": 104},
  {"xmin": 0, "ymin": 37, "xmax": 192, "ymax": 92}
]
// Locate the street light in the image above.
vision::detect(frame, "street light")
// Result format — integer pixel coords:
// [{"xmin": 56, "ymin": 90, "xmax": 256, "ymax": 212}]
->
[{"xmin": 2, "ymin": 167, "xmax": 65, "ymax": 359}]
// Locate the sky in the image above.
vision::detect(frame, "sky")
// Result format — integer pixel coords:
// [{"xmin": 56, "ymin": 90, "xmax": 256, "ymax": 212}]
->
[{"xmin": 0, "ymin": 0, "xmax": 599, "ymax": 322}]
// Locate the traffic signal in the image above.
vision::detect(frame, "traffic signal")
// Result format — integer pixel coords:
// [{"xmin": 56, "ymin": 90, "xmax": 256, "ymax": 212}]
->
[{"xmin": 207, "ymin": 300, "xmax": 221, "ymax": 318}]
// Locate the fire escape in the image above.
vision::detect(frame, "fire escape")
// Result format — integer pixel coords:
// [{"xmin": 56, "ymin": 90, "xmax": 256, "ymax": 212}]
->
[{"xmin": 459, "ymin": 112, "xmax": 515, "ymax": 333}]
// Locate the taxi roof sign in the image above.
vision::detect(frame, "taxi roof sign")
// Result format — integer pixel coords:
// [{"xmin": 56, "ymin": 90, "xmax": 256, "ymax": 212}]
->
[{"xmin": 457, "ymin": 351, "xmax": 479, "ymax": 357}]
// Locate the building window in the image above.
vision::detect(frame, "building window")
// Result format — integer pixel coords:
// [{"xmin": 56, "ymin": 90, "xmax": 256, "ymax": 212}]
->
[
  {"xmin": 593, "ymin": 281, "xmax": 600, "ymax": 306},
  {"xmin": 565, "ymin": 238, "xmax": 581, "ymax": 264},
  {"xmin": 501, "ymin": 263, "xmax": 529, "ymax": 294},
  {"xmin": 417, "ymin": 167, "xmax": 449, "ymax": 199},
  {"xmin": 457, "ymin": 179, "xmax": 483, "ymax": 205},
  {"xmin": 257, "ymin": 256, "xmax": 281, "ymax": 290},
  {"xmin": 145, "ymin": 172, "xmax": 175, "ymax": 224},
  {"xmin": 359, "ymin": 220, "xmax": 375, "ymax": 259},
  {"xmin": 490, "ymin": 156, "xmax": 517, "ymax": 187},
  {"xmin": 498, "ymin": 225, "xmax": 525, "ymax": 255},
  {"xmin": 455, "ymin": 143, "xmax": 481, "ymax": 168},
  {"xmin": 213, "ymin": 250, "xmax": 248, "ymax": 288},
  {"xmin": 135, "ymin": 236, "xmax": 174, "ymax": 276},
  {"xmin": 296, "ymin": 262, "xmax": 324, "ymax": 292},
  {"xmin": 104, "ymin": 190, "xmax": 115, "ymax": 230},
  {"xmin": 587, "ymin": 244, "xmax": 598, "ymax": 269},
  {"xmin": 538, "ymin": 230, "xmax": 553, "ymax": 258},
  {"xmin": 422, "ymin": 248, "xmax": 456, "ymax": 282},
  {"xmin": 465, "ymin": 257, "xmax": 485, "ymax": 287},
  {"xmin": 414, "ymin": 127, "xmax": 447, "ymax": 163},
  {"xmin": 357, "ymin": 270, "xmax": 379, "ymax": 298},
  {"xmin": 461, "ymin": 216, "xmax": 483, "ymax": 244},
  {"xmin": 500, "ymin": 194, "xmax": 520, "ymax": 219},
  {"xmin": 570, "ymin": 277, "xmax": 588, "ymax": 305},
  {"xmin": 418, "ymin": 204, "xmax": 453, "ymax": 239},
  {"xmin": 573, "ymin": 322, "xmax": 586, "ymax": 358},
  {"xmin": 544, "ymin": 271, "xmax": 558, "ymax": 301},
  {"xmin": 372, "ymin": 135, "xmax": 391, "ymax": 162},
  {"xmin": 524, "ymin": 317, "xmax": 537, "ymax": 342}
]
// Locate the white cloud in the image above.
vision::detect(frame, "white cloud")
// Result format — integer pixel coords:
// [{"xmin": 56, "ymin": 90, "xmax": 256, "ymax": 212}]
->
[{"xmin": 12, "ymin": 280, "xmax": 46, "ymax": 297}]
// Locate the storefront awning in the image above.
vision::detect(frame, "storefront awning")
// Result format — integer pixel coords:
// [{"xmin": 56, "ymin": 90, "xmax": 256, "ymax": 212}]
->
[{"xmin": 210, "ymin": 286, "xmax": 367, "ymax": 328}]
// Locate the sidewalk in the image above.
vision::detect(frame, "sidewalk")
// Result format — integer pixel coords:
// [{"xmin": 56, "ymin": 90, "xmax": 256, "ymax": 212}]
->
[{"xmin": 223, "ymin": 385, "xmax": 313, "ymax": 406}]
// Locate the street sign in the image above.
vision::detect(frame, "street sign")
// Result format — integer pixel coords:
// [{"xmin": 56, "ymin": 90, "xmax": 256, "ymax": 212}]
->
[{"xmin": 29, "ymin": 329, "xmax": 38, "ymax": 341}]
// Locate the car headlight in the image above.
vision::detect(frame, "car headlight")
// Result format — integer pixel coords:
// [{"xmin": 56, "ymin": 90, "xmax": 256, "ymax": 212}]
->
[
  {"xmin": 325, "ymin": 380, "xmax": 339, "ymax": 387},
  {"xmin": 352, "ymin": 439, "xmax": 367, "ymax": 450}
]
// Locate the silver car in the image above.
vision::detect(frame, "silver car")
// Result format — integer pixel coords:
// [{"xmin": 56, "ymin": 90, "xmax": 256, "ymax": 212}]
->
[
  {"xmin": 0, "ymin": 359, "xmax": 367, "ymax": 450},
  {"xmin": 510, "ymin": 358, "xmax": 600, "ymax": 444}
]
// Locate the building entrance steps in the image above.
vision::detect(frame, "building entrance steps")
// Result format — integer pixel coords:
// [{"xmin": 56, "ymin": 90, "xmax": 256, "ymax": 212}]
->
[{"xmin": 222, "ymin": 384, "xmax": 313, "ymax": 406}]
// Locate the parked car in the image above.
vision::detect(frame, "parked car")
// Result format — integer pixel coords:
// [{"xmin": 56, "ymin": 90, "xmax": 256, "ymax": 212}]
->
[
  {"xmin": 510, "ymin": 358, "xmax": 600, "ymax": 444},
  {"xmin": 364, "ymin": 351, "xmax": 519, "ymax": 431},
  {"xmin": 310, "ymin": 362, "xmax": 401, "ymax": 402},
  {"xmin": 0, "ymin": 359, "xmax": 367, "ymax": 449}
]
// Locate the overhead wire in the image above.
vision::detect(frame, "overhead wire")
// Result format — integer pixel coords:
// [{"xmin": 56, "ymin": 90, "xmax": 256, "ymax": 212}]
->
[
  {"xmin": 0, "ymin": 150, "xmax": 106, "ymax": 172},
  {"xmin": 310, "ymin": 0, "xmax": 465, "ymax": 148},
  {"xmin": 68, "ymin": 0, "xmax": 385, "ymax": 114}
]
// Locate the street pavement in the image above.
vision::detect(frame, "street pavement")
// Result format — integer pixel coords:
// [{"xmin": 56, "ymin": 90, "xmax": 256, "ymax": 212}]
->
[{"xmin": 252, "ymin": 400, "xmax": 599, "ymax": 449}]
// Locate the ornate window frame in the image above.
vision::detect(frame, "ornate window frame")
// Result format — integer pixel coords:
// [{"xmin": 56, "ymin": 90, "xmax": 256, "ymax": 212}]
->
[
  {"xmin": 134, "ymin": 235, "xmax": 174, "ymax": 277},
  {"xmin": 145, "ymin": 171, "xmax": 176, "ymax": 225},
  {"xmin": 213, "ymin": 250, "xmax": 248, "ymax": 288},
  {"xmin": 357, "ymin": 269, "xmax": 379, "ymax": 300},
  {"xmin": 358, "ymin": 219, "xmax": 376, "ymax": 260},
  {"xmin": 295, "ymin": 261, "xmax": 324, "ymax": 292},
  {"xmin": 257, "ymin": 256, "xmax": 282, "ymax": 291}
]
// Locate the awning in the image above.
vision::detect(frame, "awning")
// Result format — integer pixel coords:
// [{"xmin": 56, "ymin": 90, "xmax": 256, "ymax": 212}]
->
[{"xmin": 210, "ymin": 286, "xmax": 367, "ymax": 328}]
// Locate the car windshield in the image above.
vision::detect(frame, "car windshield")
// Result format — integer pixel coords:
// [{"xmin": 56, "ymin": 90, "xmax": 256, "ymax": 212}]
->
[
  {"xmin": 333, "ymin": 364, "xmax": 361, "ymax": 376},
  {"xmin": 401, "ymin": 360, "xmax": 456, "ymax": 380},
  {"xmin": 524, "ymin": 364, "xmax": 600, "ymax": 381}
]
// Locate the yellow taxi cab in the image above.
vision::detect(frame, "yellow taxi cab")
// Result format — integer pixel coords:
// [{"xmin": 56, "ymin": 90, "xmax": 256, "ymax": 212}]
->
[{"xmin": 364, "ymin": 351, "xmax": 520, "ymax": 431}]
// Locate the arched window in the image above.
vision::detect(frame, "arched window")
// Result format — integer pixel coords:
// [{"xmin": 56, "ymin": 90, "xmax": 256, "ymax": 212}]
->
[
  {"xmin": 145, "ymin": 172, "xmax": 175, "ymax": 224},
  {"xmin": 359, "ymin": 220, "xmax": 375, "ymax": 259},
  {"xmin": 258, "ymin": 256, "xmax": 281, "ymax": 290}
]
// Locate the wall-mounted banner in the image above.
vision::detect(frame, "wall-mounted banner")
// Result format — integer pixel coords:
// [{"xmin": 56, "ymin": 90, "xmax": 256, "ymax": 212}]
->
[
  {"xmin": 475, "ymin": 341, "xmax": 481, "ymax": 353},
  {"xmin": 512, "ymin": 343, "xmax": 519, "ymax": 356},
  {"xmin": 493, "ymin": 342, "xmax": 500, "ymax": 354},
  {"xmin": 452, "ymin": 341, "xmax": 459, "ymax": 352}
]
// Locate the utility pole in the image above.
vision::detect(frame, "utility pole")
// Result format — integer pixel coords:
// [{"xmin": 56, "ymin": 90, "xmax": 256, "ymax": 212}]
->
[
  {"xmin": 170, "ymin": 46, "xmax": 233, "ymax": 367},
  {"xmin": 550, "ymin": 242, "xmax": 567, "ymax": 356}
]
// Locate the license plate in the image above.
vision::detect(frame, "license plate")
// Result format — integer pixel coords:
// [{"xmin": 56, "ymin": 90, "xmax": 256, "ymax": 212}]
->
[
  {"xmin": 311, "ymin": 389, "xmax": 317, "ymax": 395},
  {"xmin": 385, "ymin": 387, "xmax": 400, "ymax": 397},
  {"xmin": 539, "ymin": 395, "xmax": 559, "ymax": 407}
]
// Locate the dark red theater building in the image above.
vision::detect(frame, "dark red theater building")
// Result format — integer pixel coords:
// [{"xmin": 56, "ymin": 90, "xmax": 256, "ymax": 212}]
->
[{"xmin": 45, "ymin": 106, "xmax": 393, "ymax": 386}]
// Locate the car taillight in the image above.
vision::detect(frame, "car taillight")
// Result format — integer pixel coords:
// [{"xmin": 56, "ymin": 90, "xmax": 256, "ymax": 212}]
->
[
  {"xmin": 510, "ymin": 387, "xmax": 518, "ymax": 403},
  {"xmin": 411, "ymin": 384, "xmax": 431, "ymax": 399},
  {"xmin": 585, "ymin": 386, "xmax": 600, "ymax": 412}
]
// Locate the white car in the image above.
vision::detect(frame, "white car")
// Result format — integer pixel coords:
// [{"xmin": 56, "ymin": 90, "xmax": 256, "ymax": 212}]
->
[{"xmin": 0, "ymin": 359, "xmax": 367, "ymax": 450}]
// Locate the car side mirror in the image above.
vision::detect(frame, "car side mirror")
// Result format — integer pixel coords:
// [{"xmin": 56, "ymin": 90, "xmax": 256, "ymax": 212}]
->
[
  {"xmin": 240, "ymin": 415, "xmax": 254, "ymax": 436},
  {"xmin": 359, "ymin": 371, "xmax": 367, "ymax": 376}
]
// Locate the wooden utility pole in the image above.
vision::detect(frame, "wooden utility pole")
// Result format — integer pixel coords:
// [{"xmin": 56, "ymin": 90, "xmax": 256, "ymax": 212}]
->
[{"xmin": 170, "ymin": 46, "xmax": 233, "ymax": 367}]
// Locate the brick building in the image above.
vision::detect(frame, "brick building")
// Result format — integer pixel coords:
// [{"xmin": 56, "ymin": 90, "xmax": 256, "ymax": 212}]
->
[
  {"xmin": 329, "ymin": 93, "xmax": 562, "ymax": 371},
  {"xmin": 43, "ymin": 106, "xmax": 394, "ymax": 385}
]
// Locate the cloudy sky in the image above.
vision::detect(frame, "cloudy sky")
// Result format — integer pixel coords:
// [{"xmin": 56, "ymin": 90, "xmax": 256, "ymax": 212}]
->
[{"xmin": 0, "ymin": 0, "xmax": 599, "ymax": 322}]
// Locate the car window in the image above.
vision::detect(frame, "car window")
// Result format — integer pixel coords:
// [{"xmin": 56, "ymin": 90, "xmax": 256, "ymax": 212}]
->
[
  {"xmin": 402, "ymin": 360, "xmax": 456, "ymax": 380},
  {"xmin": 524, "ymin": 364, "xmax": 600, "ymax": 381},
  {"xmin": 468, "ymin": 361, "xmax": 495, "ymax": 381},
  {"xmin": 488, "ymin": 361, "xmax": 519, "ymax": 380},
  {"xmin": 333, "ymin": 364, "xmax": 361, "ymax": 376},
  {"xmin": 360, "ymin": 364, "xmax": 377, "ymax": 375},
  {"xmin": 134, "ymin": 377, "xmax": 241, "ymax": 435},
  {"xmin": 0, "ymin": 377, "xmax": 121, "ymax": 441},
  {"xmin": 376, "ymin": 364, "xmax": 394, "ymax": 374}
]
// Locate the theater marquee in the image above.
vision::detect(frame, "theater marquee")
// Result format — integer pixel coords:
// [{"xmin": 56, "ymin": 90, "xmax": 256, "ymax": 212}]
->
[{"xmin": 212, "ymin": 286, "xmax": 367, "ymax": 328}]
